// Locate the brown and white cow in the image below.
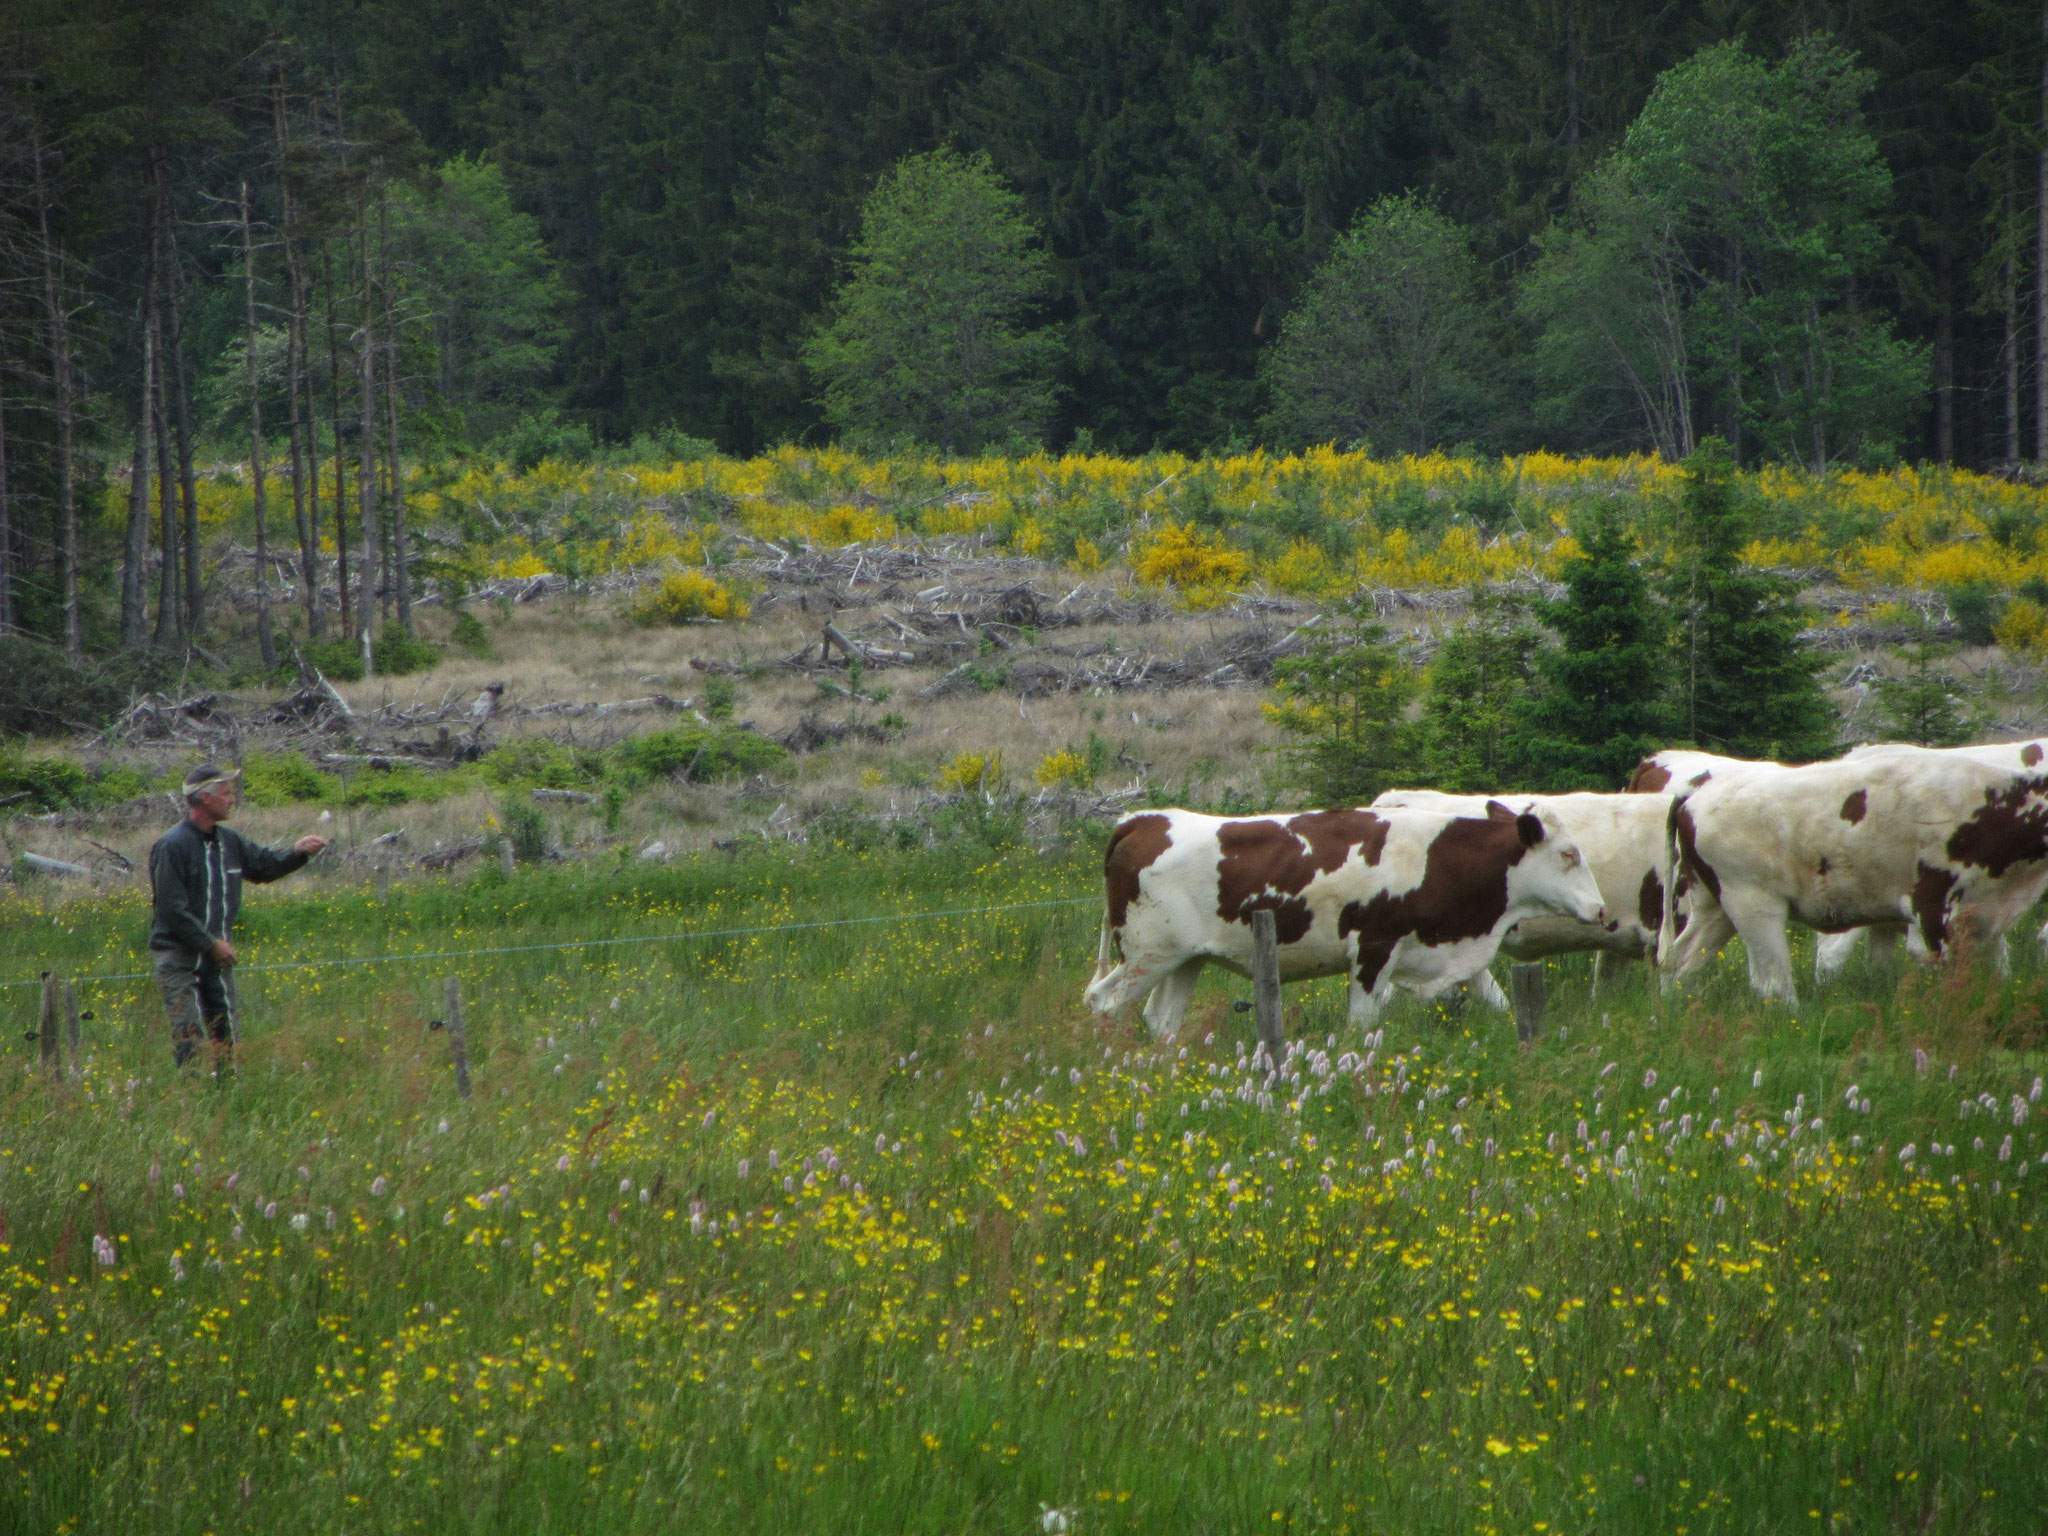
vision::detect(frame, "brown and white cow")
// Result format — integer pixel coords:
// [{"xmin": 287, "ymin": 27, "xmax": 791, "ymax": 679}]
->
[
  {"xmin": 1660, "ymin": 754, "xmax": 2048, "ymax": 1004},
  {"xmin": 1813, "ymin": 738, "xmax": 2048, "ymax": 977},
  {"xmin": 1084, "ymin": 801, "xmax": 1607, "ymax": 1038}
]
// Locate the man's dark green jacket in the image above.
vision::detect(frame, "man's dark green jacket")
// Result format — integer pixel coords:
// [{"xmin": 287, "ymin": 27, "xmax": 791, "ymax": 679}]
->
[{"xmin": 148, "ymin": 819, "xmax": 308, "ymax": 956}]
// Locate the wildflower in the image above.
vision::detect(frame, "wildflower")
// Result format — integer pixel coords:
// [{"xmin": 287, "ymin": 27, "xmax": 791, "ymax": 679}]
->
[
  {"xmin": 876, "ymin": 1134, "xmax": 888, "ymax": 1153},
  {"xmin": 231, "ymin": 1224, "xmax": 244, "ymax": 1242},
  {"xmin": 371, "ymin": 1176, "xmax": 389, "ymax": 1197},
  {"xmin": 1914, "ymin": 1049, "xmax": 1929, "ymax": 1075},
  {"xmin": 557, "ymin": 1155, "xmax": 571, "ymax": 1172},
  {"xmin": 738, "ymin": 1159, "xmax": 751, "ymax": 1179},
  {"xmin": 1071, "ymin": 1136, "xmax": 1086, "ymax": 1158},
  {"xmin": 1752, "ymin": 1069, "xmax": 1763, "ymax": 1088},
  {"xmin": 173, "ymin": 1182, "xmax": 185, "ymax": 1199},
  {"xmin": 1483, "ymin": 1138, "xmax": 1496, "ymax": 1158},
  {"xmin": 620, "ymin": 1177, "xmax": 632, "ymax": 1195},
  {"xmin": 1041, "ymin": 1505, "xmax": 1075, "ymax": 1533},
  {"xmin": 2016, "ymin": 1098, "xmax": 2031, "ymax": 1127},
  {"xmin": 93, "ymin": 1233, "xmax": 116, "ymax": 1267},
  {"xmin": 1713, "ymin": 1195, "xmax": 1727, "ymax": 1216},
  {"xmin": 1643, "ymin": 1069, "xmax": 1657, "ymax": 1089},
  {"xmin": 1899, "ymin": 1143, "xmax": 1917, "ymax": 1164},
  {"xmin": 290, "ymin": 1214, "xmax": 309, "ymax": 1233},
  {"xmin": 1577, "ymin": 1119, "xmax": 1589, "ymax": 1142},
  {"xmin": 702, "ymin": 1110, "xmax": 716, "ymax": 1128},
  {"xmin": 1134, "ymin": 1112, "xmax": 1146, "ymax": 1132},
  {"xmin": 227, "ymin": 1172, "xmax": 239, "ymax": 1190},
  {"xmin": 169, "ymin": 1253, "xmax": 186, "ymax": 1283},
  {"xmin": 263, "ymin": 1201, "xmax": 278, "ymax": 1220},
  {"xmin": 148, "ymin": 1159, "xmax": 160, "ymax": 1187},
  {"xmin": 325, "ymin": 1208, "xmax": 335, "ymax": 1229},
  {"xmin": 1600, "ymin": 1062, "xmax": 1616, "ymax": 1079},
  {"xmin": 2032, "ymin": 1076, "xmax": 2044, "ymax": 1103},
  {"xmin": 784, "ymin": 1176, "xmax": 795, "ymax": 1193},
  {"xmin": 437, "ymin": 1119, "xmax": 449, "ymax": 1135}
]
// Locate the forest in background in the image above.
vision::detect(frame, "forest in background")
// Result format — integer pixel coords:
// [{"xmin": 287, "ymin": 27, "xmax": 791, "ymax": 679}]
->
[{"xmin": 2, "ymin": 0, "xmax": 2046, "ymax": 661}]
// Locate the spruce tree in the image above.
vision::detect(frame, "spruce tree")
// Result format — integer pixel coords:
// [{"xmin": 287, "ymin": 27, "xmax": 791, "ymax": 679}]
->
[
  {"xmin": 1418, "ymin": 590, "xmax": 1540, "ymax": 791},
  {"xmin": 1516, "ymin": 512, "xmax": 1669, "ymax": 789},
  {"xmin": 1266, "ymin": 595, "xmax": 1419, "ymax": 806},
  {"xmin": 1668, "ymin": 438, "xmax": 1837, "ymax": 760}
]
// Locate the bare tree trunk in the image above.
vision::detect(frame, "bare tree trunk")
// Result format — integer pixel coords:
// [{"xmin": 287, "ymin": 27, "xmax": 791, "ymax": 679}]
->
[
  {"xmin": 2007, "ymin": 216, "xmax": 2022, "ymax": 464},
  {"xmin": 152, "ymin": 290, "xmax": 179, "ymax": 649},
  {"xmin": 0, "ymin": 327, "xmax": 12, "ymax": 635},
  {"xmin": 378, "ymin": 185, "xmax": 411, "ymax": 634},
  {"xmin": 2038, "ymin": 2, "xmax": 2047, "ymax": 461},
  {"xmin": 320, "ymin": 236, "xmax": 352, "ymax": 644},
  {"xmin": 1934, "ymin": 244, "xmax": 1953, "ymax": 464},
  {"xmin": 122, "ymin": 235, "xmax": 158, "ymax": 648},
  {"xmin": 273, "ymin": 71, "xmax": 321, "ymax": 638},
  {"xmin": 32, "ymin": 127, "xmax": 81, "ymax": 657},
  {"xmin": 241, "ymin": 179, "xmax": 277, "ymax": 669},
  {"xmin": 356, "ymin": 191, "xmax": 379, "ymax": 667},
  {"xmin": 163, "ymin": 208, "xmax": 203, "ymax": 638}
]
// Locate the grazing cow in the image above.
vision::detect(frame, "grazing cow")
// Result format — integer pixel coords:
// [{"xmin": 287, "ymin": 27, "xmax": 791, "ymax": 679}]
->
[
  {"xmin": 1084, "ymin": 801, "xmax": 1607, "ymax": 1038},
  {"xmin": 1660, "ymin": 754, "xmax": 2048, "ymax": 1004},
  {"xmin": 1624, "ymin": 749, "xmax": 1793, "ymax": 796},
  {"xmin": 1812, "ymin": 738, "xmax": 2048, "ymax": 978}
]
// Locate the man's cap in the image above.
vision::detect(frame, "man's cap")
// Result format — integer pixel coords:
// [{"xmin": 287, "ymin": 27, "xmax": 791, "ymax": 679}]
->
[{"xmin": 182, "ymin": 764, "xmax": 242, "ymax": 799}]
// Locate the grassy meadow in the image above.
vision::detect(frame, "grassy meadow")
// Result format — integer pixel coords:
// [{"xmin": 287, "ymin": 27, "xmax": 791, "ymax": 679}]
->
[{"xmin": 1, "ymin": 843, "xmax": 2045, "ymax": 1533}]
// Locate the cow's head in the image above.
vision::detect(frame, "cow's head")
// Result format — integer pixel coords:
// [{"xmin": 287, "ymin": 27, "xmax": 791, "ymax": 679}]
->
[{"xmin": 1493, "ymin": 801, "xmax": 1607, "ymax": 928}]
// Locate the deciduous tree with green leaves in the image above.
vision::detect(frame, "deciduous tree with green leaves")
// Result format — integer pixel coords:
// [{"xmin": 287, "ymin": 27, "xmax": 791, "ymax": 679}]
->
[
  {"xmin": 1259, "ymin": 193, "xmax": 1489, "ymax": 453},
  {"xmin": 802, "ymin": 148, "xmax": 1061, "ymax": 454}
]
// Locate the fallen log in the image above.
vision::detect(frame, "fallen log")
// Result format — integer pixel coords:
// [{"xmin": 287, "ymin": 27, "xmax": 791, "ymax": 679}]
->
[{"xmin": 20, "ymin": 852, "xmax": 91, "ymax": 877}]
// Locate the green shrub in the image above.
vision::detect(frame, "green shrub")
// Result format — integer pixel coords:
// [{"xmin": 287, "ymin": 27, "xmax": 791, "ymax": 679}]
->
[
  {"xmin": 373, "ymin": 628, "xmax": 442, "ymax": 677},
  {"xmin": 480, "ymin": 737, "xmax": 591, "ymax": 790},
  {"xmin": 702, "ymin": 674, "xmax": 737, "ymax": 720},
  {"xmin": 451, "ymin": 609, "xmax": 493, "ymax": 658},
  {"xmin": 0, "ymin": 748, "xmax": 94, "ymax": 811},
  {"xmin": 613, "ymin": 725, "xmax": 788, "ymax": 785},
  {"xmin": 498, "ymin": 408, "xmax": 595, "ymax": 473},
  {"xmin": 0, "ymin": 637, "xmax": 158, "ymax": 736},
  {"xmin": 339, "ymin": 765, "xmax": 475, "ymax": 807},
  {"xmin": 302, "ymin": 636, "xmax": 366, "ymax": 683},
  {"xmin": 1944, "ymin": 581, "xmax": 2001, "ymax": 648},
  {"xmin": 241, "ymin": 750, "xmax": 339, "ymax": 807},
  {"xmin": 498, "ymin": 794, "xmax": 549, "ymax": 860}
]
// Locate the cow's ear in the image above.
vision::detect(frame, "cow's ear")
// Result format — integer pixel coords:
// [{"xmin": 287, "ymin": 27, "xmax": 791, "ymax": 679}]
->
[
  {"xmin": 1483, "ymin": 798, "xmax": 1512, "ymax": 820},
  {"xmin": 1515, "ymin": 812, "xmax": 1545, "ymax": 847}
]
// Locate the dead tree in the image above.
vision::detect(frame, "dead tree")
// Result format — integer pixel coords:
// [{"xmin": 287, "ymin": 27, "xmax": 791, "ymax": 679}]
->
[
  {"xmin": 377, "ymin": 182, "xmax": 411, "ymax": 634},
  {"xmin": 30, "ymin": 125, "xmax": 80, "ymax": 657},
  {"xmin": 240, "ymin": 177, "xmax": 277, "ymax": 667},
  {"xmin": 355, "ymin": 180, "xmax": 379, "ymax": 662},
  {"xmin": 121, "ymin": 225, "xmax": 157, "ymax": 648},
  {"xmin": 273, "ymin": 68, "xmax": 321, "ymax": 637}
]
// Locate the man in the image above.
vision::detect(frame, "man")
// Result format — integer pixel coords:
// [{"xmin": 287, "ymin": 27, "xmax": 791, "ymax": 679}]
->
[{"xmin": 149, "ymin": 764, "xmax": 329, "ymax": 1070}]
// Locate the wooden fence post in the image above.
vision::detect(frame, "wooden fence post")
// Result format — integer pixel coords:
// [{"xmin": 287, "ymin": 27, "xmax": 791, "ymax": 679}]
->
[
  {"xmin": 444, "ymin": 976, "xmax": 472, "ymax": 1100},
  {"xmin": 39, "ymin": 973, "xmax": 59, "ymax": 1080},
  {"xmin": 376, "ymin": 865, "xmax": 392, "ymax": 904},
  {"xmin": 1509, "ymin": 962, "xmax": 1547, "ymax": 1044},
  {"xmin": 1250, "ymin": 909, "xmax": 1285, "ymax": 1061},
  {"xmin": 63, "ymin": 980, "xmax": 81, "ymax": 1079},
  {"xmin": 499, "ymin": 839, "xmax": 516, "ymax": 879}
]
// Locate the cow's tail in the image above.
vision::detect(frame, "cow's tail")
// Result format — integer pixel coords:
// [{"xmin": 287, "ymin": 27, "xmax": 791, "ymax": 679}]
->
[
  {"xmin": 1657, "ymin": 796, "xmax": 1685, "ymax": 969},
  {"xmin": 1091, "ymin": 901, "xmax": 1120, "ymax": 986}
]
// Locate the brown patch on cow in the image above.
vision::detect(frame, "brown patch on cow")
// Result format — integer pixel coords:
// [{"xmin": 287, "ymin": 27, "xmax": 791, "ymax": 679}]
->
[
  {"xmin": 1102, "ymin": 813, "xmax": 1173, "ymax": 932},
  {"xmin": 1946, "ymin": 776, "xmax": 2048, "ymax": 876},
  {"xmin": 1839, "ymin": 790, "xmax": 1867, "ymax": 824},
  {"xmin": 1626, "ymin": 760, "xmax": 1672, "ymax": 794},
  {"xmin": 1340, "ymin": 806, "xmax": 1529, "ymax": 991},
  {"xmin": 1671, "ymin": 802, "xmax": 1720, "ymax": 903},
  {"xmin": 1213, "ymin": 810, "xmax": 1391, "ymax": 943},
  {"xmin": 2024, "ymin": 743, "xmax": 2043, "ymax": 767},
  {"xmin": 1687, "ymin": 770, "xmax": 1712, "ymax": 788},
  {"xmin": 1672, "ymin": 873, "xmax": 1691, "ymax": 935},
  {"xmin": 1637, "ymin": 867, "xmax": 1664, "ymax": 932},
  {"xmin": 1912, "ymin": 861, "xmax": 1957, "ymax": 955}
]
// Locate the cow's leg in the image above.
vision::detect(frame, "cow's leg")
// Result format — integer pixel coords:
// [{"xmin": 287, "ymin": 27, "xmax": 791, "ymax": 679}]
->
[
  {"xmin": 1723, "ymin": 890, "xmax": 1797, "ymax": 1006},
  {"xmin": 1813, "ymin": 928, "xmax": 1866, "ymax": 984},
  {"xmin": 1085, "ymin": 954, "xmax": 1165, "ymax": 1019},
  {"xmin": 1467, "ymin": 967, "xmax": 1511, "ymax": 1014},
  {"xmin": 1140, "ymin": 957, "xmax": 1206, "ymax": 1040},
  {"xmin": 1589, "ymin": 950, "xmax": 1605, "ymax": 998},
  {"xmin": 1347, "ymin": 974, "xmax": 1386, "ymax": 1032}
]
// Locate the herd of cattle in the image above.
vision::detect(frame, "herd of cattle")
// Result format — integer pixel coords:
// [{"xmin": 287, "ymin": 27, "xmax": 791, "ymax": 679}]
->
[{"xmin": 1084, "ymin": 738, "xmax": 2048, "ymax": 1036}]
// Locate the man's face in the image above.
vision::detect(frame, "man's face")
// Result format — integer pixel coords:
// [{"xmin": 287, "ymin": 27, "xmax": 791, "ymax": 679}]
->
[{"xmin": 195, "ymin": 781, "xmax": 237, "ymax": 821}]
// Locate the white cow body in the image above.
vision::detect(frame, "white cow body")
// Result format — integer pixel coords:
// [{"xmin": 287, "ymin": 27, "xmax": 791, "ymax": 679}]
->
[
  {"xmin": 1084, "ymin": 802, "xmax": 1607, "ymax": 1038},
  {"xmin": 1374, "ymin": 790, "xmax": 1672, "ymax": 961},
  {"xmin": 1661, "ymin": 754, "xmax": 2048, "ymax": 1004}
]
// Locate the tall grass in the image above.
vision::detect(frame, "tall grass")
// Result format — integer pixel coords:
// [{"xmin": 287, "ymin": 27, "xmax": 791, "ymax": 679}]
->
[{"xmin": 2, "ymin": 846, "xmax": 2045, "ymax": 1532}]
